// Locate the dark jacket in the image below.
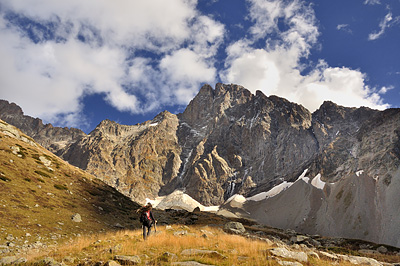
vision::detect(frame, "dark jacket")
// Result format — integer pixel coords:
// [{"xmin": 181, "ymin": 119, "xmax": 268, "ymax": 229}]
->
[{"xmin": 140, "ymin": 209, "xmax": 155, "ymax": 227}]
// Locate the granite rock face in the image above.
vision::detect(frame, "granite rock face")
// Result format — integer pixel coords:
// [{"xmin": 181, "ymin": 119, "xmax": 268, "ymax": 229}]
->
[
  {"xmin": 174, "ymin": 83, "xmax": 319, "ymax": 205},
  {"xmin": 58, "ymin": 111, "xmax": 182, "ymax": 202}
]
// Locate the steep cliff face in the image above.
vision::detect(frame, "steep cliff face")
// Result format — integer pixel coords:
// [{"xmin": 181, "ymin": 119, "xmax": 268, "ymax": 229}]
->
[
  {"xmin": 175, "ymin": 83, "xmax": 319, "ymax": 205},
  {"xmin": 58, "ymin": 111, "xmax": 182, "ymax": 203}
]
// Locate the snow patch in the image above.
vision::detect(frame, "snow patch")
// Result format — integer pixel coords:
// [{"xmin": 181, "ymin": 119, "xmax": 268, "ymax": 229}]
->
[
  {"xmin": 148, "ymin": 190, "xmax": 219, "ymax": 213},
  {"xmin": 146, "ymin": 196, "xmax": 165, "ymax": 207},
  {"xmin": 247, "ymin": 169, "xmax": 311, "ymax": 202},
  {"xmin": 149, "ymin": 122, "xmax": 159, "ymax": 127},
  {"xmin": 226, "ymin": 194, "xmax": 246, "ymax": 204},
  {"xmin": 356, "ymin": 170, "xmax": 364, "ymax": 177},
  {"xmin": 247, "ymin": 181, "xmax": 293, "ymax": 201},
  {"xmin": 295, "ymin": 169, "xmax": 310, "ymax": 183},
  {"xmin": 311, "ymin": 174, "xmax": 325, "ymax": 190}
]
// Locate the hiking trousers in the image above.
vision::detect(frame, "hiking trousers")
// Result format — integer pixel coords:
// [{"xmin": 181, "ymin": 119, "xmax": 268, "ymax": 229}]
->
[{"xmin": 143, "ymin": 224, "xmax": 152, "ymax": 240}]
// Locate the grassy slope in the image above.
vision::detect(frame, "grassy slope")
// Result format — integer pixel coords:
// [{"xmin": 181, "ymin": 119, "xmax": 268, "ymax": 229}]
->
[
  {"xmin": 26, "ymin": 225, "xmax": 356, "ymax": 266},
  {"xmin": 0, "ymin": 120, "xmax": 142, "ymax": 248}
]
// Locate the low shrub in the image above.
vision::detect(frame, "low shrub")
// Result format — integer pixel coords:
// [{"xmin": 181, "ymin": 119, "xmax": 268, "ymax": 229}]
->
[
  {"xmin": 0, "ymin": 176, "xmax": 11, "ymax": 182},
  {"xmin": 54, "ymin": 184, "xmax": 68, "ymax": 190},
  {"xmin": 34, "ymin": 170, "xmax": 51, "ymax": 178}
]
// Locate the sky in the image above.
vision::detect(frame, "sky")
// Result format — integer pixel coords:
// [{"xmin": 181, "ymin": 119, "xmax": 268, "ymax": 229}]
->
[{"xmin": 0, "ymin": 0, "xmax": 399, "ymax": 133}]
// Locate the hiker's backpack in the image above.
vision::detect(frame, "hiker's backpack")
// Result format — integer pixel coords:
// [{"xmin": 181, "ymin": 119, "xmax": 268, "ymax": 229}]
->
[{"xmin": 140, "ymin": 210, "xmax": 152, "ymax": 227}]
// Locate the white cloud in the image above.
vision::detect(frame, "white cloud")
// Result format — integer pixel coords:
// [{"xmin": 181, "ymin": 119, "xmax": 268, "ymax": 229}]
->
[
  {"xmin": 0, "ymin": 0, "xmax": 224, "ymax": 127},
  {"xmin": 378, "ymin": 86, "xmax": 393, "ymax": 94},
  {"xmin": 221, "ymin": 0, "xmax": 389, "ymax": 112},
  {"xmin": 299, "ymin": 65, "xmax": 389, "ymax": 111},
  {"xmin": 0, "ymin": 0, "xmax": 392, "ymax": 130},
  {"xmin": 364, "ymin": 0, "xmax": 381, "ymax": 5},
  {"xmin": 336, "ymin": 24, "xmax": 352, "ymax": 34},
  {"xmin": 368, "ymin": 10, "xmax": 394, "ymax": 40}
]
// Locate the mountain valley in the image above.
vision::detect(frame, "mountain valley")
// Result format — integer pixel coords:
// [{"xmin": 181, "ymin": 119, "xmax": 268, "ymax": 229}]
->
[{"xmin": 1, "ymin": 83, "xmax": 400, "ymax": 251}]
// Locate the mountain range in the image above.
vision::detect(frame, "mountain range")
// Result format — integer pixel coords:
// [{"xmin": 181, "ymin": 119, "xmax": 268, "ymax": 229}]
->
[{"xmin": 1, "ymin": 83, "xmax": 400, "ymax": 248}]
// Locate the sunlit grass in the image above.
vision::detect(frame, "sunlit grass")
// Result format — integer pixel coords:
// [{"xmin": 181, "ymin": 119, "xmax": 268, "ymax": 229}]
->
[{"xmin": 26, "ymin": 225, "xmax": 279, "ymax": 265}]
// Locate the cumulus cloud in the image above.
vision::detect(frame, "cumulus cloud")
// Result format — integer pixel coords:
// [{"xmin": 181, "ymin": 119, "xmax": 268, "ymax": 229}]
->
[
  {"xmin": 0, "ymin": 0, "xmax": 392, "ymax": 129},
  {"xmin": 0, "ymin": 0, "xmax": 224, "ymax": 127},
  {"xmin": 221, "ymin": 0, "xmax": 389, "ymax": 112}
]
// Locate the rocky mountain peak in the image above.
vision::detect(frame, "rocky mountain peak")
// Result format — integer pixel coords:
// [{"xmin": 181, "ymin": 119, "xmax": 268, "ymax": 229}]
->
[
  {"xmin": 0, "ymin": 99, "xmax": 24, "ymax": 116},
  {"xmin": 0, "ymin": 99, "xmax": 86, "ymax": 153}
]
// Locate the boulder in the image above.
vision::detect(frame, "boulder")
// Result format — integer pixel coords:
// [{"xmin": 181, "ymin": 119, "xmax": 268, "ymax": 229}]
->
[
  {"xmin": 114, "ymin": 255, "xmax": 141, "ymax": 265},
  {"xmin": 158, "ymin": 252, "xmax": 178, "ymax": 262},
  {"xmin": 71, "ymin": 213, "xmax": 82, "ymax": 223},
  {"xmin": 337, "ymin": 254, "xmax": 381, "ymax": 266},
  {"xmin": 269, "ymin": 248, "xmax": 308, "ymax": 263},
  {"xmin": 105, "ymin": 260, "xmax": 121, "ymax": 266},
  {"xmin": 224, "ymin": 222, "xmax": 245, "ymax": 234},
  {"xmin": 377, "ymin": 246, "xmax": 388, "ymax": 254}
]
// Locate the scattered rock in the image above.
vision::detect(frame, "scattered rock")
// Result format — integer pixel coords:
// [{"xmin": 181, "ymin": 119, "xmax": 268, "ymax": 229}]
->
[
  {"xmin": 0, "ymin": 256, "xmax": 27, "ymax": 265},
  {"xmin": 377, "ymin": 245, "xmax": 388, "ymax": 254},
  {"xmin": 224, "ymin": 222, "xmax": 245, "ymax": 234},
  {"xmin": 181, "ymin": 249, "xmax": 226, "ymax": 259},
  {"xmin": 109, "ymin": 244, "xmax": 123, "ymax": 253},
  {"xmin": 306, "ymin": 251, "xmax": 320, "ymax": 260},
  {"xmin": 337, "ymin": 254, "xmax": 381, "ymax": 266},
  {"xmin": 173, "ymin": 230, "xmax": 188, "ymax": 236},
  {"xmin": 114, "ymin": 255, "xmax": 141, "ymax": 265},
  {"xmin": 359, "ymin": 249, "xmax": 379, "ymax": 255},
  {"xmin": 172, "ymin": 261, "xmax": 215, "ymax": 266},
  {"xmin": 63, "ymin": 256, "xmax": 75, "ymax": 263},
  {"xmin": 114, "ymin": 223, "xmax": 124, "ymax": 229},
  {"xmin": 39, "ymin": 156, "xmax": 52, "ymax": 167},
  {"xmin": 269, "ymin": 247, "xmax": 308, "ymax": 263},
  {"xmin": 290, "ymin": 235, "xmax": 309, "ymax": 243},
  {"xmin": 277, "ymin": 260, "xmax": 303, "ymax": 266},
  {"xmin": 71, "ymin": 213, "xmax": 82, "ymax": 223},
  {"xmin": 158, "ymin": 252, "xmax": 178, "ymax": 262},
  {"xmin": 104, "ymin": 260, "xmax": 121, "ymax": 266}
]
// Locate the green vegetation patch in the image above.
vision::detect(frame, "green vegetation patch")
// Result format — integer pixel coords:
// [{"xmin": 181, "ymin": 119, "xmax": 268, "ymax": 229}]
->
[
  {"xmin": 18, "ymin": 151, "xmax": 27, "ymax": 159},
  {"xmin": 34, "ymin": 170, "xmax": 51, "ymax": 178},
  {"xmin": 32, "ymin": 153, "xmax": 40, "ymax": 160},
  {"xmin": 54, "ymin": 184, "xmax": 68, "ymax": 190},
  {"xmin": 0, "ymin": 175, "xmax": 11, "ymax": 182}
]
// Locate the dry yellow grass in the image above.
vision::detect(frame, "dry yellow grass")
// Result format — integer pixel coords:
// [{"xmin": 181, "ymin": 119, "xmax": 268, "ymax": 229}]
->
[{"xmin": 23, "ymin": 225, "xmax": 360, "ymax": 265}]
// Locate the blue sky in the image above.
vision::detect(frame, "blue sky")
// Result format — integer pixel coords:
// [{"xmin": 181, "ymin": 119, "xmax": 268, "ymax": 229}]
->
[{"xmin": 0, "ymin": 0, "xmax": 399, "ymax": 133}]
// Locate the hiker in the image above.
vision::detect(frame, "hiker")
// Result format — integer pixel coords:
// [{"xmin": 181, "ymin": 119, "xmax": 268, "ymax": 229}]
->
[{"xmin": 137, "ymin": 202, "xmax": 156, "ymax": 240}]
